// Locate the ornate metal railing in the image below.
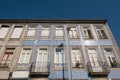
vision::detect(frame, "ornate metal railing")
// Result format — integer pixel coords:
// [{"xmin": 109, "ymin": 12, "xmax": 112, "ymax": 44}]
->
[
  {"xmin": 72, "ymin": 62, "xmax": 84, "ymax": 68},
  {"xmin": 31, "ymin": 61, "xmax": 50, "ymax": 73},
  {"xmin": 0, "ymin": 63, "xmax": 10, "ymax": 71},
  {"xmin": 15, "ymin": 63, "xmax": 30, "ymax": 70},
  {"xmin": 87, "ymin": 62, "xmax": 109, "ymax": 77}
]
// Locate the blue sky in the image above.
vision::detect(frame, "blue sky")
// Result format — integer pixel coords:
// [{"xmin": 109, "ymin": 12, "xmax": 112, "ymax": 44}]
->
[{"xmin": 0, "ymin": 0, "xmax": 120, "ymax": 47}]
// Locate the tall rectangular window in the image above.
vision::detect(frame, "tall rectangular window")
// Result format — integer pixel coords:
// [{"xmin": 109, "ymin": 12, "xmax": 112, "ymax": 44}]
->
[
  {"xmin": 71, "ymin": 48, "xmax": 84, "ymax": 68},
  {"xmin": 55, "ymin": 26, "xmax": 64, "ymax": 38},
  {"xmin": 104, "ymin": 48, "xmax": 117, "ymax": 67},
  {"xmin": 35, "ymin": 48, "xmax": 48, "ymax": 72},
  {"xmin": 11, "ymin": 26, "xmax": 23, "ymax": 38},
  {"xmin": 41, "ymin": 26, "xmax": 50, "ymax": 38},
  {"xmin": 0, "ymin": 25, "xmax": 9, "ymax": 38},
  {"xmin": 68, "ymin": 27, "xmax": 78, "ymax": 38},
  {"xmin": 54, "ymin": 48, "xmax": 65, "ymax": 67},
  {"xmin": 1, "ymin": 48, "xmax": 15, "ymax": 66},
  {"xmin": 18, "ymin": 48, "xmax": 32, "ymax": 68},
  {"xmin": 26, "ymin": 27, "xmax": 36, "ymax": 38},
  {"xmin": 87, "ymin": 48, "xmax": 102, "ymax": 72},
  {"xmin": 82, "ymin": 26, "xmax": 93, "ymax": 39},
  {"xmin": 96, "ymin": 26, "xmax": 108, "ymax": 39}
]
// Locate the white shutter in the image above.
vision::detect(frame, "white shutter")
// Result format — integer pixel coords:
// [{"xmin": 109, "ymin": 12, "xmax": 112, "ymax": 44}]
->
[
  {"xmin": 69, "ymin": 30, "xmax": 72, "ymax": 38},
  {"xmin": 0, "ymin": 27, "xmax": 9, "ymax": 38},
  {"xmin": 73, "ymin": 30, "xmax": 77, "ymax": 38},
  {"xmin": 11, "ymin": 27, "xmax": 23, "ymax": 38}
]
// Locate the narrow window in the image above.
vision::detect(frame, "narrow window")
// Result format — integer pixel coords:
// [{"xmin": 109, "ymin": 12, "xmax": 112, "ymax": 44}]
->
[
  {"xmin": 55, "ymin": 26, "xmax": 64, "ymax": 38},
  {"xmin": 96, "ymin": 26, "xmax": 108, "ymax": 39},
  {"xmin": 104, "ymin": 48, "xmax": 117, "ymax": 67},
  {"xmin": 27, "ymin": 27, "xmax": 36, "ymax": 38},
  {"xmin": 68, "ymin": 27, "xmax": 78, "ymax": 38},
  {"xmin": 18, "ymin": 48, "xmax": 31, "ymax": 68},
  {"xmin": 71, "ymin": 48, "xmax": 84, "ymax": 68},
  {"xmin": 83, "ymin": 26, "xmax": 93, "ymax": 39},
  {"xmin": 35, "ymin": 48, "xmax": 48, "ymax": 72},
  {"xmin": 11, "ymin": 26, "xmax": 23, "ymax": 38},
  {"xmin": 0, "ymin": 25, "xmax": 9, "ymax": 38},
  {"xmin": 54, "ymin": 48, "xmax": 65, "ymax": 67},
  {"xmin": 41, "ymin": 26, "xmax": 50, "ymax": 38},
  {"xmin": 1, "ymin": 48, "xmax": 15, "ymax": 66},
  {"xmin": 87, "ymin": 48, "xmax": 102, "ymax": 72}
]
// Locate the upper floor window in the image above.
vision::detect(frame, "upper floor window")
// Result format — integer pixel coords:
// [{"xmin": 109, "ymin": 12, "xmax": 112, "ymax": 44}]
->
[
  {"xmin": 11, "ymin": 26, "xmax": 23, "ymax": 38},
  {"xmin": 71, "ymin": 48, "xmax": 84, "ymax": 68},
  {"xmin": 96, "ymin": 26, "xmax": 108, "ymax": 39},
  {"xmin": 41, "ymin": 26, "xmax": 50, "ymax": 38},
  {"xmin": 103, "ymin": 48, "xmax": 118, "ymax": 67},
  {"xmin": 0, "ymin": 25, "xmax": 9, "ymax": 38},
  {"xmin": 55, "ymin": 26, "xmax": 64, "ymax": 39},
  {"xmin": 26, "ymin": 27, "xmax": 36, "ymax": 38},
  {"xmin": 0, "ymin": 48, "xmax": 15, "ymax": 67},
  {"xmin": 68, "ymin": 27, "xmax": 78, "ymax": 39},
  {"xmin": 17, "ymin": 48, "xmax": 32, "ymax": 68},
  {"xmin": 54, "ymin": 48, "xmax": 65, "ymax": 67},
  {"xmin": 82, "ymin": 26, "xmax": 93, "ymax": 39}
]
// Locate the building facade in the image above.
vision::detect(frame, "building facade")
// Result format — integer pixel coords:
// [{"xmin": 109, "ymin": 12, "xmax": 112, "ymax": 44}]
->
[{"xmin": 0, "ymin": 19, "xmax": 120, "ymax": 80}]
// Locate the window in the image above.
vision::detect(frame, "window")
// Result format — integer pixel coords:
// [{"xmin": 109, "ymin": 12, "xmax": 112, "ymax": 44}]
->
[
  {"xmin": 11, "ymin": 26, "xmax": 23, "ymax": 38},
  {"xmin": 55, "ymin": 26, "xmax": 64, "ymax": 38},
  {"xmin": 68, "ymin": 27, "xmax": 78, "ymax": 39},
  {"xmin": 71, "ymin": 48, "xmax": 84, "ymax": 68},
  {"xmin": 41, "ymin": 26, "xmax": 50, "ymax": 38},
  {"xmin": 18, "ymin": 48, "xmax": 32, "ymax": 68},
  {"xmin": 35, "ymin": 48, "xmax": 48, "ymax": 72},
  {"xmin": 54, "ymin": 48, "xmax": 65, "ymax": 67},
  {"xmin": 82, "ymin": 26, "xmax": 93, "ymax": 39},
  {"xmin": 0, "ymin": 48, "xmax": 15, "ymax": 66},
  {"xmin": 26, "ymin": 27, "xmax": 36, "ymax": 38},
  {"xmin": 0, "ymin": 25, "xmax": 9, "ymax": 38},
  {"xmin": 104, "ymin": 48, "xmax": 118, "ymax": 67},
  {"xmin": 96, "ymin": 26, "xmax": 108, "ymax": 39},
  {"xmin": 87, "ymin": 48, "xmax": 102, "ymax": 72}
]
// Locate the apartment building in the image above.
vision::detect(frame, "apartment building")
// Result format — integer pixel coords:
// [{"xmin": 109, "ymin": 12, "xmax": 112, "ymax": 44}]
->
[{"xmin": 0, "ymin": 19, "xmax": 120, "ymax": 80}]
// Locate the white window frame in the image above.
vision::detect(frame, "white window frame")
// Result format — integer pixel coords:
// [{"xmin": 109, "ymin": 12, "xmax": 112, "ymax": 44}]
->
[
  {"xmin": 26, "ymin": 27, "xmax": 36, "ymax": 38},
  {"xmin": 55, "ymin": 26, "xmax": 64, "ymax": 38},
  {"xmin": 87, "ymin": 47, "xmax": 102, "ymax": 72},
  {"xmin": 68, "ymin": 27, "xmax": 78, "ymax": 39},
  {"xmin": 17, "ymin": 48, "xmax": 32, "ymax": 68},
  {"xmin": 35, "ymin": 48, "xmax": 48, "ymax": 72},
  {"xmin": 0, "ymin": 25, "xmax": 10, "ymax": 39},
  {"xmin": 41, "ymin": 26, "xmax": 50, "ymax": 38},
  {"xmin": 71, "ymin": 48, "xmax": 84, "ymax": 68},
  {"xmin": 103, "ymin": 48, "xmax": 117, "ymax": 67},
  {"xmin": 54, "ymin": 47, "xmax": 65, "ymax": 67},
  {"xmin": 11, "ymin": 26, "xmax": 23, "ymax": 39}
]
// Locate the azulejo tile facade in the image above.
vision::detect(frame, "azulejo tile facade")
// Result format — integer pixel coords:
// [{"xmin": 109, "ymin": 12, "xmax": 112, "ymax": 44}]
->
[{"xmin": 0, "ymin": 19, "xmax": 120, "ymax": 80}]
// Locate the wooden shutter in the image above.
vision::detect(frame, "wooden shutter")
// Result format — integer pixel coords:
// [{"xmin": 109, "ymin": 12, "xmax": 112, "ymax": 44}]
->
[
  {"xmin": 11, "ymin": 26, "xmax": 23, "ymax": 38},
  {"xmin": 0, "ymin": 26, "xmax": 9, "ymax": 38}
]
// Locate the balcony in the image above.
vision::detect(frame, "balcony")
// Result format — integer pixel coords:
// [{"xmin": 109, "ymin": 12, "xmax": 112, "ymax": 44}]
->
[
  {"xmin": 14, "ymin": 63, "xmax": 30, "ymax": 71},
  {"xmin": 87, "ymin": 62, "xmax": 109, "ymax": 77},
  {"xmin": 72, "ymin": 62, "xmax": 84, "ymax": 68},
  {"xmin": 0, "ymin": 63, "xmax": 10, "ymax": 71},
  {"xmin": 30, "ymin": 61, "xmax": 50, "ymax": 76}
]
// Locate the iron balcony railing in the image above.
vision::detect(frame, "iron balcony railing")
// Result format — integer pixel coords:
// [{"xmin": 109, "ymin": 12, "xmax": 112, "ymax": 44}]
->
[
  {"xmin": 0, "ymin": 63, "xmax": 10, "ymax": 71},
  {"xmin": 15, "ymin": 63, "xmax": 30, "ymax": 70},
  {"xmin": 31, "ymin": 61, "xmax": 50, "ymax": 73},
  {"xmin": 87, "ymin": 62, "xmax": 109, "ymax": 77},
  {"xmin": 72, "ymin": 62, "xmax": 84, "ymax": 68}
]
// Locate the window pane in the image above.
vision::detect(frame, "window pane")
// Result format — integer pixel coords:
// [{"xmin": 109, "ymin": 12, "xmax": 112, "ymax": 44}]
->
[
  {"xmin": 11, "ymin": 26, "xmax": 23, "ymax": 38},
  {"xmin": 0, "ymin": 25, "xmax": 9, "ymax": 38}
]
